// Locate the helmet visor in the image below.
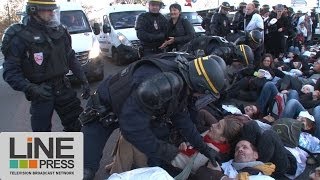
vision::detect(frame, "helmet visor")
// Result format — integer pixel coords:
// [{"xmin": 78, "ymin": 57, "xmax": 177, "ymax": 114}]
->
[{"xmin": 37, "ymin": 6, "xmax": 60, "ymax": 27}]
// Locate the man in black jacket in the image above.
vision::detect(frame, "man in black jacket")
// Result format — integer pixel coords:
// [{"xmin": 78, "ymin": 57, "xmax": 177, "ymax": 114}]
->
[
  {"xmin": 135, "ymin": 0, "xmax": 168, "ymax": 56},
  {"xmin": 209, "ymin": 2, "xmax": 231, "ymax": 37}
]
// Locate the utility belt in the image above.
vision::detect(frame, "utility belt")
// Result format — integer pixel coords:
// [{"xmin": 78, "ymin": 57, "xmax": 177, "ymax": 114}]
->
[
  {"xmin": 42, "ymin": 76, "xmax": 70, "ymax": 90},
  {"xmin": 79, "ymin": 92, "xmax": 118, "ymax": 127}
]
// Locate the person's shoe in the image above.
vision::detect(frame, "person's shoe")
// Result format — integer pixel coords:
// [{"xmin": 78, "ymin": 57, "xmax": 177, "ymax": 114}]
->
[{"xmin": 83, "ymin": 168, "xmax": 95, "ymax": 180}]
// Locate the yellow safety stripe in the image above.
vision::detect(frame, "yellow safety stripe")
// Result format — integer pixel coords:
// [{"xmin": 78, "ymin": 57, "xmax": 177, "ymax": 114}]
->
[
  {"xmin": 250, "ymin": 32, "xmax": 259, "ymax": 44},
  {"xmin": 194, "ymin": 58, "xmax": 202, "ymax": 75},
  {"xmin": 28, "ymin": 0, "xmax": 56, "ymax": 5},
  {"xmin": 198, "ymin": 58, "xmax": 219, "ymax": 94},
  {"xmin": 241, "ymin": 45, "xmax": 249, "ymax": 65}
]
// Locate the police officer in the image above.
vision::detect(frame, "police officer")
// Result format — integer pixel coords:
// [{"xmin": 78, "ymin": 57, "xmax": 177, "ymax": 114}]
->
[
  {"xmin": 234, "ymin": 30, "xmax": 264, "ymax": 67},
  {"xmin": 135, "ymin": 0, "xmax": 168, "ymax": 57},
  {"xmin": 252, "ymin": 0, "xmax": 260, "ymax": 13},
  {"xmin": 2, "ymin": 0, "xmax": 90, "ymax": 132},
  {"xmin": 81, "ymin": 53, "xmax": 226, "ymax": 179},
  {"xmin": 184, "ymin": 35, "xmax": 255, "ymax": 66},
  {"xmin": 209, "ymin": 2, "xmax": 231, "ymax": 37},
  {"xmin": 201, "ymin": 9, "xmax": 214, "ymax": 35},
  {"xmin": 232, "ymin": 2, "xmax": 247, "ymax": 32}
]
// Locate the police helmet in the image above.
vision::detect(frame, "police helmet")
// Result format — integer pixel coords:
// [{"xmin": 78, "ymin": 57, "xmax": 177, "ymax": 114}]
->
[
  {"xmin": 247, "ymin": 30, "xmax": 263, "ymax": 50},
  {"xmin": 221, "ymin": 2, "xmax": 231, "ymax": 10},
  {"xmin": 252, "ymin": 0, "xmax": 260, "ymax": 8},
  {"xmin": 235, "ymin": 44, "xmax": 254, "ymax": 65},
  {"xmin": 239, "ymin": 2, "xmax": 247, "ymax": 7},
  {"xmin": 26, "ymin": 0, "xmax": 58, "ymax": 15},
  {"xmin": 188, "ymin": 55, "xmax": 226, "ymax": 96},
  {"xmin": 262, "ymin": 4, "xmax": 270, "ymax": 9},
  {"xmin": 148, "ymin": 0, "xmax": 164, "ymax": 6}
]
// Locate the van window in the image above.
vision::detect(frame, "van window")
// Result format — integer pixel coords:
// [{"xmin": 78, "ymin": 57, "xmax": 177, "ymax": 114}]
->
[
  {"xmin": 109, "ymin": 11, "xmax": 145, "ymax": 29},
  {"xmin": 181, "ymin": 12, "xmax": 202, "ymax": 25},
  {"xmin": 61, "ymin": 10, "xmax": 91, "ymax": 34}
]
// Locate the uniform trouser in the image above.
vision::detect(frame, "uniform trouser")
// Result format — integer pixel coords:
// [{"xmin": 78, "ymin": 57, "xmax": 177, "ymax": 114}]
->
[
  {"xmin": 82, "ymin": 121, "xmax": 119, "ymax": 174},
  {"xmin": 30, "ymin": 83, "xmax": 83, "ymax": 132}
]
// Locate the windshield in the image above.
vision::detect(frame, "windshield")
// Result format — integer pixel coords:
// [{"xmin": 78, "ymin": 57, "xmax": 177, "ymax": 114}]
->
[
  {"xmin": 181, "ymin": 12, "xmax": 202, "ymax": 25},
  {"xmin": 60, "ymin": 10, "xmax": 91, "ymax": 34},
  {"xmin": 109, "ymin": 11, "xmax": 145, "ymax": 30}
]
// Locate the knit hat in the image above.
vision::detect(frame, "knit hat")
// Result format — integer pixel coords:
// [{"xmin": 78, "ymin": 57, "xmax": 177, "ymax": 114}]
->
[
  {"xmin": 299, "ymin": 111, "xmax": 315, "ymax": 122},
  {"xmin": 301, "ymin": 84, "xmax": 315, "ymax": 94}
]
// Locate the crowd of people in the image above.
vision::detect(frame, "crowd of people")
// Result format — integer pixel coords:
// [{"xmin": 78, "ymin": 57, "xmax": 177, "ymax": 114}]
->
[
  {"xmin": 101, "ymin": 0, "xmax": 320, "ymax": 179},
  {"xmin": 2, "ymin": 0, "xmax": 320, "ymax": 179}
]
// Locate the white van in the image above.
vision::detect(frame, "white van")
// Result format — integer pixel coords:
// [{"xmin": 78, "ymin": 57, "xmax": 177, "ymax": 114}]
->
[
  {"xmin": 161, "ymin": 5, "xmax": 205, "ymax": 36},
  {"xmin": 99, "ymin": 4, "xmax": 146, "ymax": 65},
  {"xmin": 59, "ymin": 2, "xmax": 104, "ymax": 81}
]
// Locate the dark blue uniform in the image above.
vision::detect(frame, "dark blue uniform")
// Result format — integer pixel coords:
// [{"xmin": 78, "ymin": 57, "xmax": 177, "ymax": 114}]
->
[
  {"xmin": 2, "ymin": 17, "xmax": 86, "ymax": 131},
  {"xmin": 135, "ymin": 12, "xmax": 168, "ymax": 56},
  {"xmin": 82, "ymin": 63, "xmax": 206, "ymax": 173}
]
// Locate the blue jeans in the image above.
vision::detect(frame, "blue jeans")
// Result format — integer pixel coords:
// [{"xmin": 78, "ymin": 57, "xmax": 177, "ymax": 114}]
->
[
  {"xmin": 82, "ymin": 121, "xmax": 119, "ymax": 173},
  {"xmin": 314, "ymin": 106, "xmax": 320, "ymax": 138},
  {"xmin": 256, "ymin": 82, "xmax": 299, "ymax": 115},
  {"xmin": 281, "ymin": 100, "xmax": 320, "ymax": 139},
  {"xmin": 281, "ymin": 99, "xmax": 305, "ymax": 119}
]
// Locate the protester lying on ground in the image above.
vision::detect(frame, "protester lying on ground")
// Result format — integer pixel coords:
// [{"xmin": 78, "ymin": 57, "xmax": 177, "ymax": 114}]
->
[
  {"xmin": 280, "ymin": 99, "xmax": 320, "ymax": 139},
  {"xmin": 220, "ymin": 140, "xmax": 276, "ymax": 179},
  {"xmin": 104, "ymin": 119, "xmax": 243, "ymax": 175},
  {"xmin": 240, "ymin": 121, "xmax": 299, "ymax": 178}
]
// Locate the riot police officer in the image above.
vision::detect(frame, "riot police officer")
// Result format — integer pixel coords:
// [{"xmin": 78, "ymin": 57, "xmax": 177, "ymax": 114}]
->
[
  {"xmin": 2, "ymin": 0, "xmax": 90, "ymax": 132},
  {"xmin": 135, "ymin": 0, "xmax": 168, "ymax": 56},
  {"xmin": 234, "ymin": 30, "xmax": 264, "ymax": 67},
  {"xmin": 183, "ymin": 35, "xmax": 255, "ymax": 66},
  {"xmin": 81, "ymin": 53, "xmax": 227, "ymax": 179},
  {"xmin": 209, "ymin": 2, "xmax": 231, "ymax": 37},
  {"xmin": 232, "ymin": 2, "xmax": 247, "ymax": 32}
]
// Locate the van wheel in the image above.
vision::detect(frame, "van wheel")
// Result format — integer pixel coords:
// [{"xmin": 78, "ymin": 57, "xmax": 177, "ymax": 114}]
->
[{"xmin": 112, "ymin": 49, "xmax": 121, "ymax": 65}]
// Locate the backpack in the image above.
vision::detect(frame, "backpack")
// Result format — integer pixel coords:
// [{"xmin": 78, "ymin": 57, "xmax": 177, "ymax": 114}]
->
[
  {"xmin": 271, "ymin": 118, "xmax": 303, "ymax": 148},
  {"xmin": 270, "ymin": 93, "xmax": 287, "ymax": 118}
]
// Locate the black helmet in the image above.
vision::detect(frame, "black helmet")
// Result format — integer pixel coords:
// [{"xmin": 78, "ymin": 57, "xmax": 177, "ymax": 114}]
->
[
  {"xmin": 247, "ymin": 30, "xmax": 263, "ymax": 50},
  {"xmin": 221, "ymin": 2, "xmax": 231, "ymax": 10},
  {"xmin": 26, "ymin": 0, "xmax": 58, "ymax": 15},
  {"xmin": 234, "ymin": 44, "xmax": 254, "ymax": 65},
  {"xmin": 187, "ymin": 55, "xmax": 226, "ymax": 95},
  {"xmin": 252, "ymin": 0, "xmax": 260, "ymax": 8},
  {"xmin": 262, "ymin": 4, "xmax": 270, "ymax": 9},
  {"xmin": 239, "ymin": 2, "xmax": 247, "ymax": 7}
]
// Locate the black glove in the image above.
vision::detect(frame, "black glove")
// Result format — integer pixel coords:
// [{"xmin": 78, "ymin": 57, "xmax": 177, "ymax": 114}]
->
[
  {"xmin": 25, "ymin": 83, "xmax": 53, "ymax": 101},
  {"xmin": 81, "ymin": 81, "xmax": 91, "ymax": 100},
  {"xmin": 156, "ymin": 141, "xmax": 179, "ymax": 163},
  {"xmin": 200, "ymin": 145, "xmax": 220, "ymax": 167}
]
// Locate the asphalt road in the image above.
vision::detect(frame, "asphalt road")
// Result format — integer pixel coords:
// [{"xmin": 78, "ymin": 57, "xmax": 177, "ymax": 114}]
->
[{"xmin": 0, "ymin": 53, "xmax": 122, "ymax": 180}]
